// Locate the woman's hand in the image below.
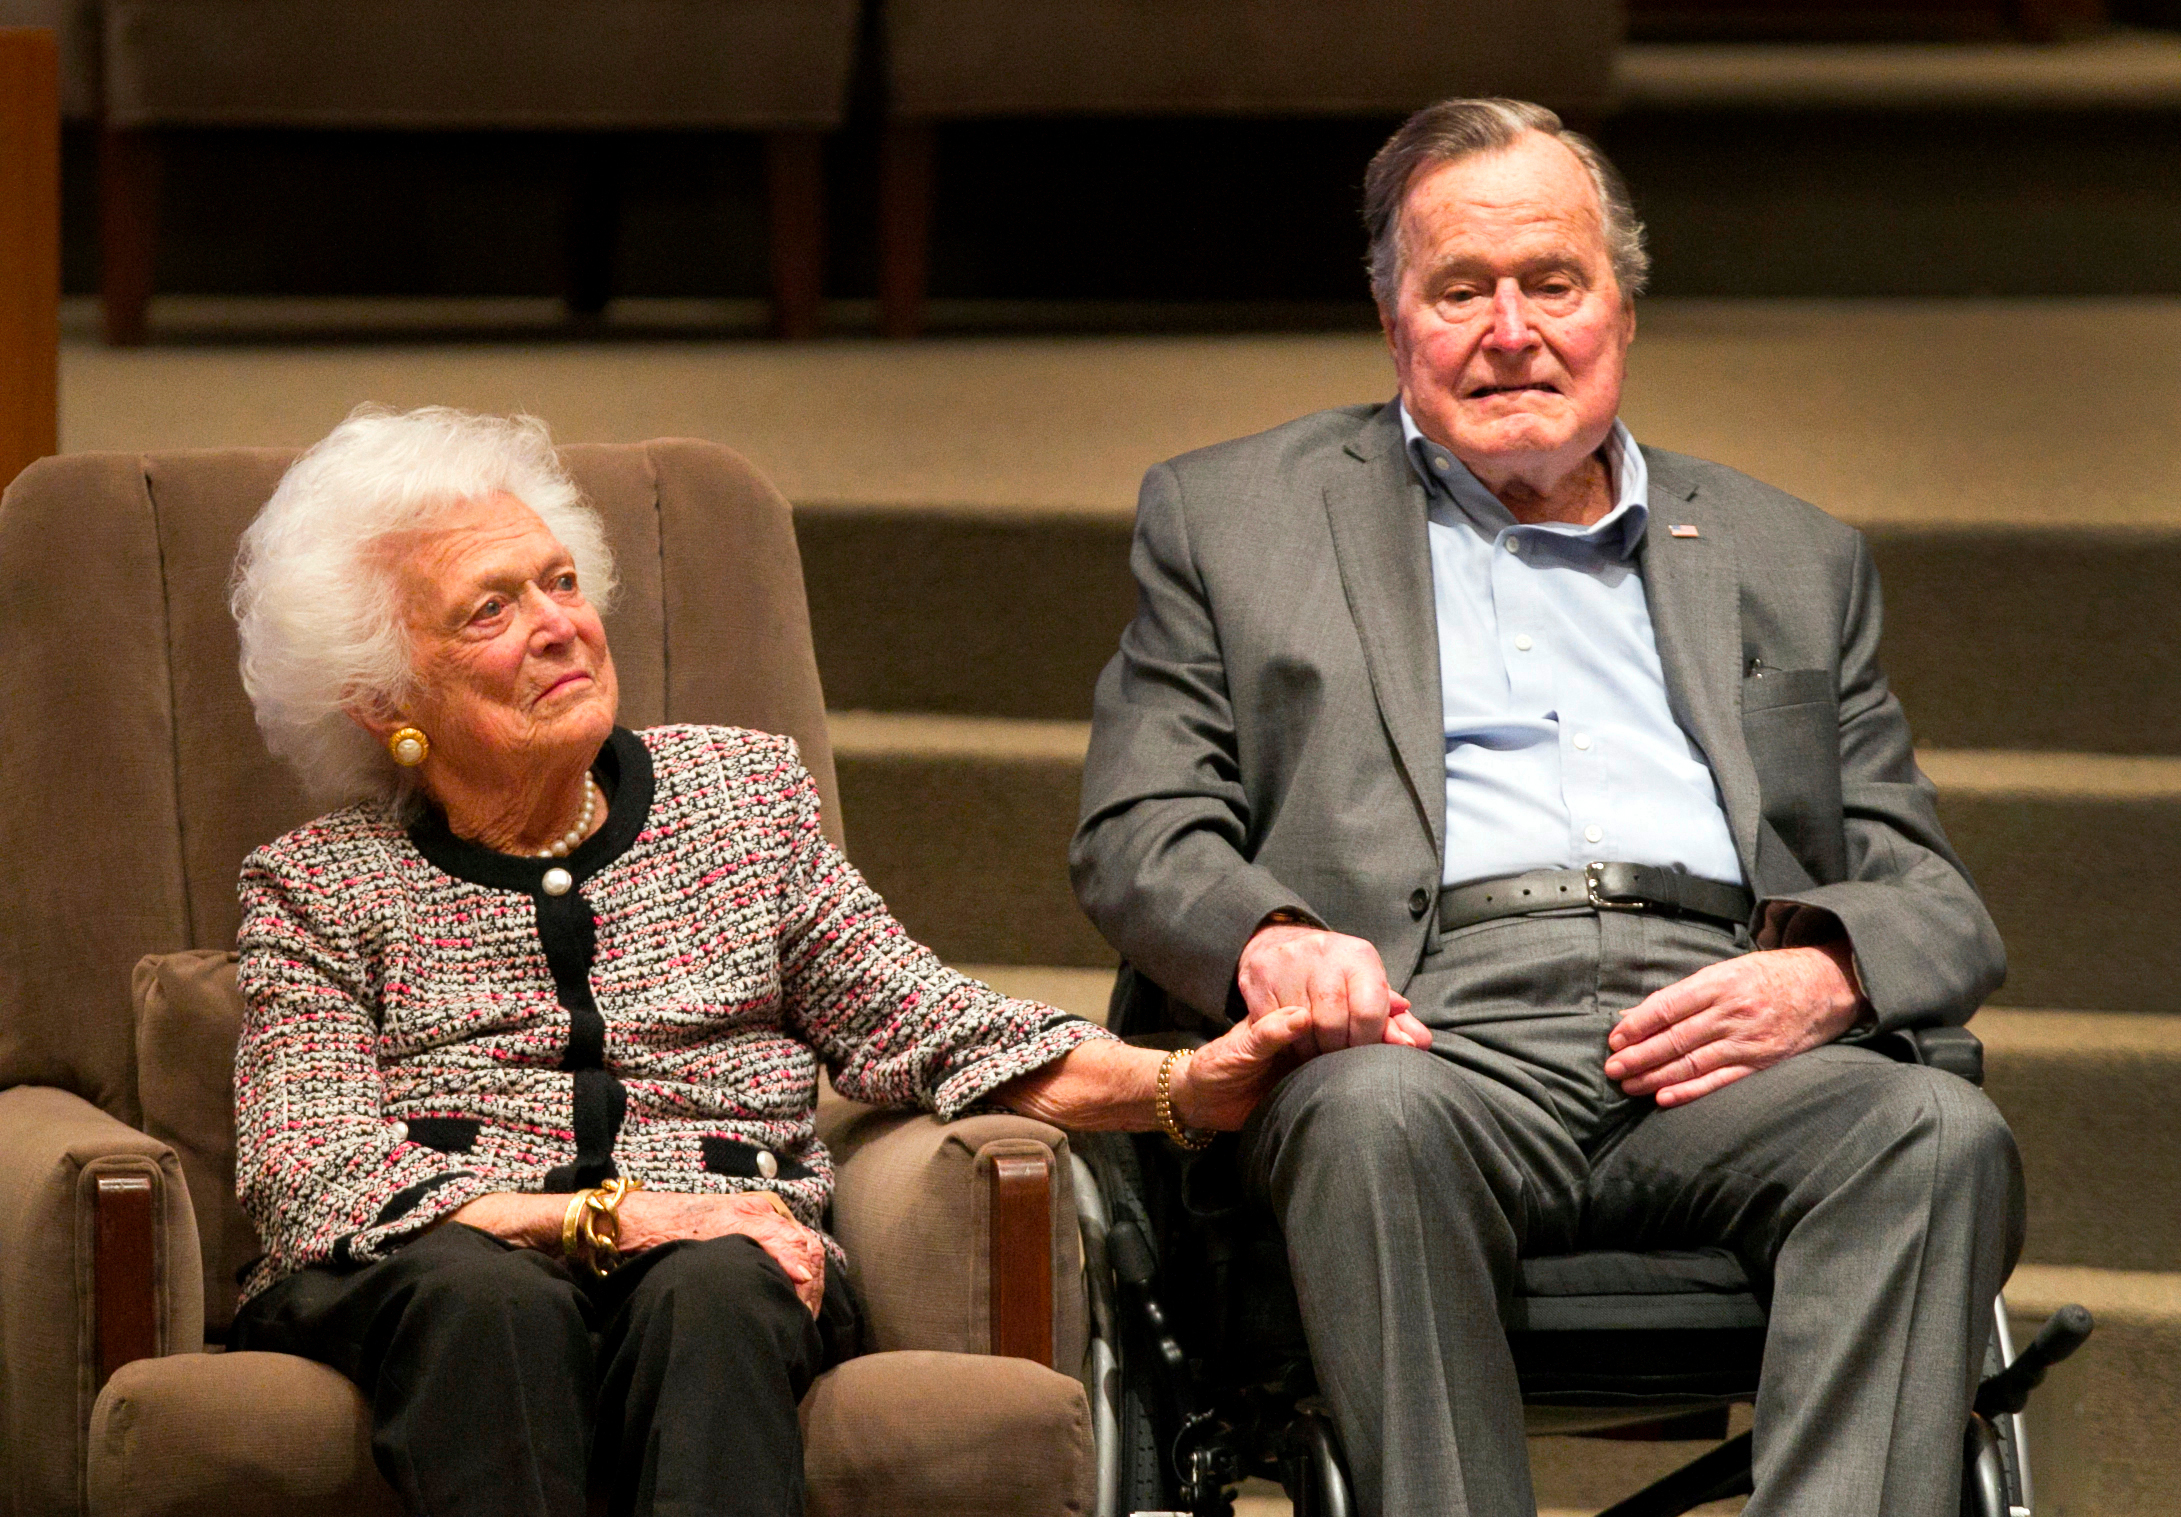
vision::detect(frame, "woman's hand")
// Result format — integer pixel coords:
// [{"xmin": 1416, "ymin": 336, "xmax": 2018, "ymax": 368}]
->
[
  {"xmin": 616, "ymin": 1191, "xmax": 827, "ymax": 1316},
  {"xmin": 1169, "ymin": 1005, "xmax": 1316, "ymax": 1130},
  {"xmin": 995, "ymin": 1006, "xmax": 1316, "ymax": 1133},
  {"xmin": 447, "ymin": 1189, "xmax": 825, "ymax": 1316}
]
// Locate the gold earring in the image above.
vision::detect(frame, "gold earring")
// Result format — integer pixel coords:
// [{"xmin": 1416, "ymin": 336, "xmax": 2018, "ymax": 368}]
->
[{"xmin": 388, "ymin": 726, "xmax": 430, "ymax": 767}]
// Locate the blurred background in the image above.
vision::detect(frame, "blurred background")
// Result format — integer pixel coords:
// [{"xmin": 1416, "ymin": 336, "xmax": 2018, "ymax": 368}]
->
[{"xmin": 2, "ymin": 3, "xmax": 2177, "ymax": 1514}]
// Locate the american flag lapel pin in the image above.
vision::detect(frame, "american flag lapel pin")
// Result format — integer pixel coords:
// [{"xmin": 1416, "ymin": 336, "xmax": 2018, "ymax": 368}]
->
[{"xmin": 1668, "ymin": 524, "xmax": 1701, "ymax": 538}]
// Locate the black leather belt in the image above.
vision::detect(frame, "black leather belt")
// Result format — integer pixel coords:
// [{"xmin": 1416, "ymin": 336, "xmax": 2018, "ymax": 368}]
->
[{"xmin": 1438, "ymin": 863, "xmax": 1754, "ymax": 936}]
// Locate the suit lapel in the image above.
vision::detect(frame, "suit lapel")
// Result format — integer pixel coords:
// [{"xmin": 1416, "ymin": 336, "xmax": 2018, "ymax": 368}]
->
[
  {"xmin": 1324, "ymin": 406, "xmax": 1445, "ymax": 855},
  {"xmin": 1637, "ymin": 450, "xmax": 1763, "ymax": 877}
]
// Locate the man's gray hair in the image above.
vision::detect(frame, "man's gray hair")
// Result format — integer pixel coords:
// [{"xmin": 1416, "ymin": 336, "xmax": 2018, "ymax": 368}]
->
[
  {"xmin": 1363, "ymin": 97, "xmax": 1649, "ymax": 310},
  {"xmin": 232, "ymin": 405, "xmax": 619, "ymax": 812}
]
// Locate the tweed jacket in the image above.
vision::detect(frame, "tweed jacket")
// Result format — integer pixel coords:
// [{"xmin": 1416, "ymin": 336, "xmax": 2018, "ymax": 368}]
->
[{"xmin": 234, "ymin": 723, "xmax": 1106, "ymax": 1303}]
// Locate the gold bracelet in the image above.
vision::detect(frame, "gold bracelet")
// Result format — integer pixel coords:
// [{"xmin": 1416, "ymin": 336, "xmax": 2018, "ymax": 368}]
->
[
  {"xmin": 562, "ymin": 1188, "xmax": 596, "ymax": 1262},
  {"xmin": 1155, "ymin": 1050, "xmax": 1213, "ymax": 1151},
  {"xmin": 571, "ymin": 1176, "xmax": 644, "ymax": 1276}
]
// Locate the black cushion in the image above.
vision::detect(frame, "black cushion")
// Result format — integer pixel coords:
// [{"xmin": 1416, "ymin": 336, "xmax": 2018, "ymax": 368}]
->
[{"xmin": 1511, "ymin": 1248, "xmax": 1767, "ymax": 1333}]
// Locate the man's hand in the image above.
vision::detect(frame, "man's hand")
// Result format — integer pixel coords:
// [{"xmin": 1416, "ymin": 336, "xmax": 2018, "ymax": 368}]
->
[
  {"xmin": 616, "ymin": 1191, "xmax": 827, "ymax": 1316},
  {"xmin": 1236, "ymin": 922, "xmax": 1434, "ymax": 1060},
  {"xmin": 1604, "ymin": 943, "xmax": 1865, "ymax": 1107}
]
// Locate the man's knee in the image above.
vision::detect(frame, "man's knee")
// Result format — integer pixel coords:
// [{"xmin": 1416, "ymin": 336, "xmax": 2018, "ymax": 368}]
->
[
  {"xmin": 1259, "ymin": 1044, "xmax": 1465, "ymax": 1152},
  {"xmin": 1246, "ymin": 1044, "xmax": 1525, "ymax": 1213},
  {"xmin": 1868, "ymin": 1063, "xmax": 2019, "ymax": 1186}
]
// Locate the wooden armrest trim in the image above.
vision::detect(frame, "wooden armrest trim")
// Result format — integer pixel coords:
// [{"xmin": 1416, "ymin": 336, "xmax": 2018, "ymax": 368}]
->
[
  {"xmin": 96, "ymin": 1174, "xmax": 159, "ymax": 1384},
  {"xmin": 988, "ymin": 1149, "xmax": 1053, "ymax": 1367}
]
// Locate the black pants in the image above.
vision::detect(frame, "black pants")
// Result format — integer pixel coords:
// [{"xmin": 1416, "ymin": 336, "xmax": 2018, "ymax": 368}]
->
[{"xmin": 230, "ymin": 1223, "xmax": 859, "ymax": 1517}]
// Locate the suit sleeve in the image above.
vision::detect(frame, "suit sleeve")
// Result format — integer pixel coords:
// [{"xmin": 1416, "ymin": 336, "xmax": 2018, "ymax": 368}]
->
[
  {"xmin": 1069, "ymin": 461, "xmax": 1319, "ymax": 1020},
  {"xmin": 1761, "ymin": 533, "xmax": 2006, "ymax": 1030}
]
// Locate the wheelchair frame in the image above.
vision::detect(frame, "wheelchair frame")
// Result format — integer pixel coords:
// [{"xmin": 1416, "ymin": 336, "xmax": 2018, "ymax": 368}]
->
[{"xmin": 1070, "ymin": 1074, "xmax": 2089, "ymax": 1517}]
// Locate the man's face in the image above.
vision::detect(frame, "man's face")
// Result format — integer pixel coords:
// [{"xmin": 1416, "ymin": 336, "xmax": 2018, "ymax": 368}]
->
[{"xmin": 1382, "ymin": 132, "xmax": 1634, "ymax": 488}]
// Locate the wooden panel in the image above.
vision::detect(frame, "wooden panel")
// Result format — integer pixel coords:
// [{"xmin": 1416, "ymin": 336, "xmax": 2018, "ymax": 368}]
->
[
  {"xmin": 0, "ymin": 28, "xmax": 59, "ymax": 491},
  {"xmin": 987, "ymin": 1149, "xmax": 1054, "ymax": 1365},
  {"xmin": 96, "ymin": 1174, "xmax": 160, "ymax": 1383}
]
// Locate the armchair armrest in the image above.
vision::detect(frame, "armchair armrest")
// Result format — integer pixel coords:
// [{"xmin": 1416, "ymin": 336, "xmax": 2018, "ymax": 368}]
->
[
  {"xmin": 819, "ymin": 1091, "xmax": 1085, "ymax": 1375},
  {"xmin": 0, "ymin": 1084, "xmax": 203, "ymax": 1517}
]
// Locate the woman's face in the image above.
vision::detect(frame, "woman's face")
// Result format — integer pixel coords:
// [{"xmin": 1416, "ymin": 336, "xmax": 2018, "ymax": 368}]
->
[{"xmin": 372, "ymin": 490, "xmax": 619, "ymax": 786}]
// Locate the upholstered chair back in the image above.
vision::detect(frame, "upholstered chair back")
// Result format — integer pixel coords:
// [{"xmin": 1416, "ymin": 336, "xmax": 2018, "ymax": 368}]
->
[{"xmin": 0, "ymin": 441, "xmax": 840, "ymax": 1332}]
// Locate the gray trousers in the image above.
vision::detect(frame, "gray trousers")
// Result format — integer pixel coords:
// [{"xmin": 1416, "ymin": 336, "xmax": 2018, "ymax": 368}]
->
[{"xmin": 1238, "ymin": 910, "xmax": 2024, "ymax": 1517}]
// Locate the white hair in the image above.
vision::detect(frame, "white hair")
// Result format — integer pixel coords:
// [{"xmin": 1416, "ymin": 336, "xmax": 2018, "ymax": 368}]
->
[
  {"xmin": 1363, "ymin": 97, "xmax": 1649, "ymax": 311},
  {"xmin": 232, "ymin": 405, "xmax": 619, "ymax": 812}
]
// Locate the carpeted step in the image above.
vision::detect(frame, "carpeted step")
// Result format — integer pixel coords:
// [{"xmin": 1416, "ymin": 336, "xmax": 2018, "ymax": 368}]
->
[
  {"xmin": 800, "ymin": 506, "xmax": 2181, "ymax": 756},
  {"xmin": 838, "ymin": 713, "xmax": 2181, "ymax": 1013},
  {"xmin": 831, "ymin": 711, "xmax": 1112, "ymax": 969},
  {"xmin": 2005, "ymin": 1266, "xmax": 2181, "ymax": 1517},
  {"xmin": 1925, "ymin": 751, "xmax": 2181, "ymax": 1014},
  {"xmin": 1978, "ymin": 1009, "xmax": 2181, "ymax": 1274}
]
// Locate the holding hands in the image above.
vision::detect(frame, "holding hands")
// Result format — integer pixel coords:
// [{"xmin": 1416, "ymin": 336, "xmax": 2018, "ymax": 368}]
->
[{"xmin": 1235, "ymin": 920, "xmax": 1436, "ymax": 1059}]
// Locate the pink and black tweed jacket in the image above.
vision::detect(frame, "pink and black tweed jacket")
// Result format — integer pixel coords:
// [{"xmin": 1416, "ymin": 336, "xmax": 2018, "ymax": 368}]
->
[{"xmin": 233, "ymin": 723, "xmax": 1108, "ymax": 1303}]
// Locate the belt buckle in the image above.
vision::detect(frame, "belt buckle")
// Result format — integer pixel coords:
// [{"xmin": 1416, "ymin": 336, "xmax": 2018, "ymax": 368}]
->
[{"xmin": 1585, "ymin": 861, "xmax": 1649, "ymax": 912}]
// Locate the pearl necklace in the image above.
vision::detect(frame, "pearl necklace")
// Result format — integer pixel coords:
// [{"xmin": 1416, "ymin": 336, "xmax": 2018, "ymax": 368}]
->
[{"xmin": 536, "ymin": 775, "xmax": 600, "ymax": 858}]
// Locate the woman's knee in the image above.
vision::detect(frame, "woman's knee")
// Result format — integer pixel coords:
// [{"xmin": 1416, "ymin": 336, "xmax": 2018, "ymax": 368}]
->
[
  {"xmin": 399, "ymin": 1232, "xmax": 584, "ymax": 1330},
  {"xmin": 633, "ymin": 1234, "xmax": 807, "ymax": 1330}
]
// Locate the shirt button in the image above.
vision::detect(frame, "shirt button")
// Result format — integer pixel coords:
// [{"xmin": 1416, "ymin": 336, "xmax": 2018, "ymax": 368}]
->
[
  {"xmin": 1514, "ymin": 634, "xmax": 1533, "ymax": 652},
  {"xmin": 756, "ymin": 1150, "xmax": 780, "ymax": 1180},
  {"xmin": 1584, "ymin": 825, "xmax": 1604, "ymax": 844},
  {"xmin": 1433, "ymin": 455, "xmax": 1450, "ymax": 472},
  {"xmin": 1505, "ymin": 538, "xmax": 1522, "ymax": 554},
  {"xmin": 1573, "ymin": 733, "xmax": 1592, "ymax": 750},
  {"xmin": 1409, "ymin": 887, "xmax": 1432, "ymax": 919},
  {"xmin": 542, "ymin": 867, "xmax": 573, "ymax": 897},
  {"xmin": 390, "ymin": 1121, "xmax": 409, "ymax": 1144}
]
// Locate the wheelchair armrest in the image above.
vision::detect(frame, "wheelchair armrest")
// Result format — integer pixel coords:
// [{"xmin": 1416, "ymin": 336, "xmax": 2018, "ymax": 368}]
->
[
  {"xmin": 1856, "ymin": 1024, "xmax": 1985, "ymax": 1087},
  {"xmin": 819, "ymin": 1092, "xmax": 1084, "ymax": 1373}
]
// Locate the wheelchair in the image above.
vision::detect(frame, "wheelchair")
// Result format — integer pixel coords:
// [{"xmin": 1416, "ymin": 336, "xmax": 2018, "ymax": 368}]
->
[{"xmin": 1069, "ymin": 997, "xmax": 2092, "ymax": 1517}]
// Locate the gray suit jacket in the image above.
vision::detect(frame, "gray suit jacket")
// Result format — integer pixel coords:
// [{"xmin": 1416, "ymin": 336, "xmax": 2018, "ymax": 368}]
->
[{"xmin": 1070, "ymin": 401, "xmax": 2003, "ymax": 1034}]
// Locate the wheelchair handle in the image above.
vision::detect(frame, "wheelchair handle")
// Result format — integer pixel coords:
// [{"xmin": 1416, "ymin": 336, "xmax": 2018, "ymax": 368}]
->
[{"xmin": 1976, "ymin": 1303, "xmax": 2094, "ymax": 1417}]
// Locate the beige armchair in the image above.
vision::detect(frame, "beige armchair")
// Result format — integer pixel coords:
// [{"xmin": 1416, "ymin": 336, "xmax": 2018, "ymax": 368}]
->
[{"xmin": 0, "ymin": 441, "xmax": 1093, "ymax": 1517}]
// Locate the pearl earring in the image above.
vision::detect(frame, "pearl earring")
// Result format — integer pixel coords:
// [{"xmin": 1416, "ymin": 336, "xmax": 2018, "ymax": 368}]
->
[{"xmin": 388, "ymin": 726, "xmax": 430, "ymax": 767}]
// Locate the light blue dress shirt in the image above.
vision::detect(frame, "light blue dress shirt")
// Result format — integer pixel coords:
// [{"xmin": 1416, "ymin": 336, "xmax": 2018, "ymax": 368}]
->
[{"xmin": 1401, "ymin": 405, "xmax": 1745, "ymax": 889}]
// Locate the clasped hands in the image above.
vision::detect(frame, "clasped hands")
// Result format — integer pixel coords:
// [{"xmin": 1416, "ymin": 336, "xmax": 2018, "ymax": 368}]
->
[
  {"xmin": 1236, "ymin": 919, "xmax": 1865, "ymax": 1107},
  {"xmin": 450, "ymin": 1187, "xmax": 828, "ymax": 1316}
]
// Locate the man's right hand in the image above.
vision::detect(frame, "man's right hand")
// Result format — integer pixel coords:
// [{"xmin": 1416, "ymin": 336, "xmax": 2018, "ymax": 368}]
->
[{"xmin": 1236, "ymin": 921, "xmax": 1434, "ymax": 1060}]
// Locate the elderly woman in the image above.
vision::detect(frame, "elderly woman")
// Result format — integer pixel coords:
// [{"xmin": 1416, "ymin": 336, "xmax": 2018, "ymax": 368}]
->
[{"xmin": 225, "ymin": 406, "xmax": 1317, "ymax": 1517}]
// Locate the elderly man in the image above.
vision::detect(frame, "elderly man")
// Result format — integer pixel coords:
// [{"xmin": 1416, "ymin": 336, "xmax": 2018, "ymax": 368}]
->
[{"xmin": 1071, "ymin": 98, "xmax": 2024, "ymax": 1517}]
